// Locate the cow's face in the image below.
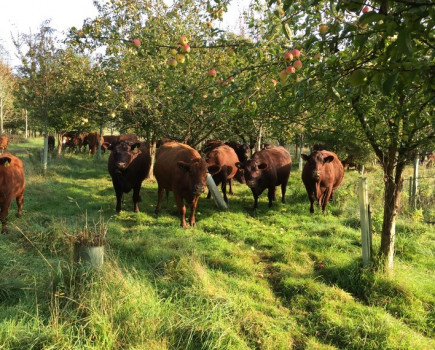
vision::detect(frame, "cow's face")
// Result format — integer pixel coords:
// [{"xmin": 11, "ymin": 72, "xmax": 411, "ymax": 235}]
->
[
  {"xmin": 110, "ymin": 141, "xmax": 142, "ymax": 171},
  {"xmin": 238, "ymin": 144, "xmax": 251, "ymax": 163},
  {"xmin": 301, "ymin": 151, "xmax": 334, "ymax": 180},
  {"xmin": 237, "ymin": 159, "xmax": 268, "ymax": 189},
  {"xmin": 177, "ymin": 158, "xmax": 208, "ymax": 196}
]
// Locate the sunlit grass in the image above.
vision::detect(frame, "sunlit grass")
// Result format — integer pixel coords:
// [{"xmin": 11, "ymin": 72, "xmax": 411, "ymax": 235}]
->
[{"xmin": 0, "ymin": 138, "xmax": 434, "ymax": 349}]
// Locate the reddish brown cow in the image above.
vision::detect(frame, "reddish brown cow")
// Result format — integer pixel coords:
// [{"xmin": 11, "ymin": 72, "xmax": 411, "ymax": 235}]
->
[
  {"xmin": 154, "ymin": 142, "xmax": 208, "ymax": 228},
  {"xmin": 425, "ymin": 153, "xmax": 435, "ymax": 168},
  {"xmin": 107, "ymin": 141, "xmax": 151, "ymax": 213},
  {"xmin": 84, "ymin": 132, "xmax": 104, "ymax": 155},
  {"xmin": 225, "ymin": 141, "xmax": 251, "ymax": 163},
  {"xmin": 301, "ymin": 150, "xmax": 344, "ymax": 213},
  {"xmin": 0, "ymin": 153, "xmax": 25, "ymax": 233},
  {"xmin": 0, "ymin": 136, "xmax": 9, "ymax": 154},
  {"xmin": 62, "ymin": 131, "xmax": 85, "ymax": 152},
  {"xmin": 48, "ymin": 135, "xmax": 55, "ymax": 152},
  {"xmin": 201, "ymin": 140, "xmax": 224, "ymax": 156},
  {"xmin": 237, "ymin": 146, "xmax": 292, "ymax": 210},
  {"xmin": 206, "ymin": 145, "xmax": 239, "ymax": 203}
]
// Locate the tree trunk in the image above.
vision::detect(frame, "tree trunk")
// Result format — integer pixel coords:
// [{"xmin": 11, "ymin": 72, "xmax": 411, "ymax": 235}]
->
[
  {"xmin": 57, "ymin": 133, "xmax": 63, "ymax": 155},
  {"xmin": 147, "ymin": 141, "xmax": 156, "ymax": 180},
  {"xmin": 0, "ymin": 97, "xmax": 3, "ymax": 135},
  {"xmin": 25, "ymin": 109, "xmax": 28, "ymax": 138},
  {"xmin": 97, "ymin": 122, "xmax": 103, "ymax": 160},
  {"xmin": 42, "ymin": 121, "xmax": 48, "ymax": 173}
]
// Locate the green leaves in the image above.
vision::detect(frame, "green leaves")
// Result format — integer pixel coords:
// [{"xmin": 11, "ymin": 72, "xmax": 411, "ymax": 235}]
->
[
  {"xmin": 283, "ymin": 23, "xmax": 292, "ymax": 41},
  {"xmin": 382, "ymin": 73, "xmax": 399, "ymax": 96}
]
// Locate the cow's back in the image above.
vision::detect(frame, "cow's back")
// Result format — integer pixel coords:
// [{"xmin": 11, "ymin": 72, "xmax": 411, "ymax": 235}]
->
[
  {"xmin": 0, "ymin": 153, "xmax": 25, "ymax": 201},
  {"xmin": 323, "ymin": 151, "xmax": 343, "ymax": 189},
  {"xmin": 253, "ymin": 146, "xmax": 292, "ymax": 180},
  {"xmin": 207, "ymin": 145, "xmax": 239, "ymax": 176},
  {"xmin": 154, "ymin": 142, "xmax": 200, "ymax": 189}
]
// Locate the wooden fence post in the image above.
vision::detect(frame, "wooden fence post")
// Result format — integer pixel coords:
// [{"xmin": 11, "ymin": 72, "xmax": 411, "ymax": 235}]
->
[
  {"xmin": 412, "ymin": 156, "xmax": 419, "ymax": 209},
  {"xmin": 359, "ymin": 177, "xmax": 371, "ymax": 266},
  {"xmin": 408, "ymin": 176, "xmax": 413, "ymax": 207},
  {"xmin": 206, "ymin": 174, "xmax": 227, "ymax": 210}
]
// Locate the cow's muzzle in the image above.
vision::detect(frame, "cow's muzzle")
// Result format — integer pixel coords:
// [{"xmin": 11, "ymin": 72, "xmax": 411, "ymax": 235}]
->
[
  {"xmin": 194, "ymin": 184, "xmax": 205, "ymax": 195},
  {"xmin": 247, "ymin": 180, "xmax": 255, "ymax": 188},
  {"xmin": 312, "ymin": 171, "xmax": 321, "ymax": 180},
  {"xmin": 116, "ymin": 162, "xmax": 127, "ymax": 171}
]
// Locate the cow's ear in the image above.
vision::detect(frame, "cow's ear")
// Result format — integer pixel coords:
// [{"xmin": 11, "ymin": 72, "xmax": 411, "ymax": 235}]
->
[
  {"xmin": 177, "ymin": 161, "xmax": 190, "ymax": 172},
  {"xmin": 0, "ymin": 157, "xmax": 12, "ymax": 166},
  {"xmin": 324, "ymin": 155, "xmax": 334, "ymax": 163},
  {"xmin": 301, "ymin": 154, "xmax": 310, "ymax": 161},
  {"xmin": 235, "ymin": 162, "xmax": 243, "ymax": 169},
  {"xmin": 207, "ymin": 165, "xmax": 220, "ymax": 175},
  {"xmin": 258, "ymin": 163, "xmax": 268, "ymax": 170},
  {"xmin": 131, "ymin": 142, "xmax": 141, "ymax": 150}
]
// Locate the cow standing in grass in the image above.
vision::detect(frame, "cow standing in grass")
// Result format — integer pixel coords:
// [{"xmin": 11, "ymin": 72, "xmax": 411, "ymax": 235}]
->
[
  {"xmin": 301, "ymin": 150, "xmax": 344, "ymax": 213},
  {"xmin": 0, "ymin": 153, "xmax": 25, "ymax": 233},
  {"xmin": 237, "ymin": 146, "xmax": 292, "ymax": 211},
  {"xmin": 154, "ymin": 141, "xmax": 208, "ymax": 228},
  {"xmin": 107, "ymin": 141, "xmax": 151, "ymax": 213},
  {"xmin": 0, "ymin": 136, "xmax": 9, "ymax": 154}
]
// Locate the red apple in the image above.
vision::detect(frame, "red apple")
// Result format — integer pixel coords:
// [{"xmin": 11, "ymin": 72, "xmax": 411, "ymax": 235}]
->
[
  {"xmin": 179, "ymin": 36, "xmax": 188, "ymax": 45},
  {"xmin": 362, "ymin": 6, "xmax": 369, "ymax": 13},
  {"xmin": 271, "ymin": 78, "xmax": 277, "ymax": 86},
  {"xmin": 132, "ymin": 38, "xmax": 141, "ymax": 47},
  {"xmin": 228, "ymin": 76, "xmax": 235, "ymax": 83},
  {"xmin": 283, "ymin": 52, "xmax": 294, "ymax": 61},
  {"xmin": 318, "ymin": 263, "xmax": 324, "ymax": 269},
  {"xmin": 180, "ymin": 44, "xmax": 190, "ymax": 53},
  {"xmin": 286, "ymin": 66, "xmax": 296, "ymax": 74},
  {"xmin": 167, "ymin": 58, "xmax": 177, "ymax": 68},
  {"xmin": 290, "ymin": 49, "xmax": 301, "ymax": 58},
  {"xmin": 319, "ymin": 25, "xmax": 328, "ymax": 35},
  {"xmin": 279, "ymin": 69, "xmax": 287, "ymax": 80},
  {"xmin": 208, "ymin": 69, "xmax": 217, "ymax": 78},
  {"xmin": 293, "ymin": 60, "xmax": 303, "ymax": 70}
]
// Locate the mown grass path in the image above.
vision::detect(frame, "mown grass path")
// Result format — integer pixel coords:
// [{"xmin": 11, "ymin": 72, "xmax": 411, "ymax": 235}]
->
[{"xmin": 1, "ymin": 138, "xmax": 434, "ymax": 349}]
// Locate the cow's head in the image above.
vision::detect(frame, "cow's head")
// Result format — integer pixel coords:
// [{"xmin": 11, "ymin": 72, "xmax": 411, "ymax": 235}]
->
[
  {"xmin": 236, "ymin": 159, "xmax": 268, "ymax": 189},
  {"xmin": 301, "ymin": 151, "xmax": 334, "ymax": 180},
  {"xmin": 109, "ymin": 141, "xmax": 142, "ymax": 171},
  {"xmin": 177, "ymin": 158, "xmax": 208, "ymax": 196},
  {"xmin": 237, "ymin": 143, "xmax": 251, "ymax": 163}
]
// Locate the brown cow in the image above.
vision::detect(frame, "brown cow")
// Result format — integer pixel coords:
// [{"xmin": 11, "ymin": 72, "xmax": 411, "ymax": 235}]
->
[
  {"xmin": 0, "ymin": 153, "xmax": 25, "ymax": 233},
  {"xmin": 107, "ymin": 140, "xmax": 151, "ymax": 213},
  {"xmin": 225, "ymin": 141, "xmax": 251, "ymax": 163},
  {"xmin": 84, "ymin": 132, "xmax": 104, "ymax": 155},
  {"xmin": 425, "ymin": 153, "xmax": 435, "ymax": 168},
  {"xmin": 154, "ymin": 141, "xmax": 208, "ymax": 228},
  {"xmin": 301, "ymin": 150, "xmax": 344, "ymax": 213},
  {"xmin": 236, "ymin": 146, "xmax": 292, "ymax": 210},
  {"xmin": 206, "ymin": 145, "xmax": 239, "ymax": 203},
  {"xmin": 0, "ymin": 136, "xmax": 9, "ymax": 153},
  {"xmin": 62, "ymin": 131, "xmax": 85, "ymax": 152},
  {"xmin": 341, "ymin": 154, "xmax": 360, "ymax": 171}
]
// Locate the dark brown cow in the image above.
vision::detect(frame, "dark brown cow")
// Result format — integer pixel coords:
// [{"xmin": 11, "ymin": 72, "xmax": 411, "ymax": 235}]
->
[
  {"xmin": 48, "ymin": 135, "xmax": 55, "ymax": 152},
  {"xmin": 225, "ymin": 141, "xmax": 251, "ymax": 163},
  {"xmin": 0, "ymin": 136, "xmax": 9, "ymax": 154},
  {"xmin": 0, "ymin": 153, "xmax": 25, "ymax": 233},
  {"xmin": 301, "ymin": 150, "xmax": 344, "ymax": 213},
  {"xmin": 84, "ymin": 132, "xmax": 104, "ymax": 155},
  {"xmin": 154, "ymin": 141, "xmax": 208, "ymax": 228},
  {"xmin": 62, "ymin": 131, "xmax": 85, "ymax": 152},
  {"xmin": 341, "ymin": 154, "xmax": 360, "ymax": 171},
  {"xmin": 206, "ymin": 145, "xmax": 239, "ymax": 203},
  {"xmin": 425, "ymin": 153, "xmax": 435, "ymax": 168},
  {"xmin": 237, "ymin": 146, "xmax": 292, "ymax": 210},
  {"xmin": 107, "ymin": 141, "xmax": 151, "ymax": 213}
]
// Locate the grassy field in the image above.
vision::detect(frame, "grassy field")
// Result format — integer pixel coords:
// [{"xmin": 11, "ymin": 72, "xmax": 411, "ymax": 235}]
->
[{"xmin": 0, "ymin": 137, "xmax": 434, "ymax": 349}]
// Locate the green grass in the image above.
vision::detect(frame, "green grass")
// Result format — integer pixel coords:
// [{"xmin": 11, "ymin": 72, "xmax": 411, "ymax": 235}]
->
[{"xmin": 0, "ymin": 138, "xmax": 434, "ymax": 349}]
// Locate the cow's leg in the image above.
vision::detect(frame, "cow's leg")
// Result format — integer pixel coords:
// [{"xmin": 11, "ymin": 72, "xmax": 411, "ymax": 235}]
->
[
  {"xmin": 0, "ymin": 200, "xmax": 12, "ymax": 234},
  {"xmin": 16, "ymin": 191, "xmax": 24, "ymax": 217},
  {"xmin": 155, "ymin": 186, "xmax": 164, "ymax": 216},
  {"xmin": 322, "ymin": 187, "xmax": 333, "ymax": 213},
  {"xmin": 251, "ymin": 189, "xmax": 259, "ymax": 211},
  {"xmin": 206, "ymin": 190, "xmax": 212, "ymax": 199},
  {"xmin": 281, "ymin": 178, "xmax": 289, "ymax": 204},
  {"xmin": 221, "ymin": 169, "xmax": 229, "ymax": 203},
  {"xmin": 267, "ymin": 187, "xmax": 275, "ymax": 207},
  {"xmin": 189, "ymin": 196, "xmax": 200, "ymax": 227},
  {"xmin": 174, "ymin": 193, "xmax": 187, "ymax": 228},
  {"xmin": 115, "ymin": 189, "xmax": 123, "ymax": 213},
  {"xmin": 228, "ymin": 178, "xmax": 233, "ymax": 195},
  {"xmin": 132, "ymin": 185, "xmax": 141, "ymax": 213},
  {"xmin": 306, "ymin": 186, "xmax": 316, "ymax": 213}
]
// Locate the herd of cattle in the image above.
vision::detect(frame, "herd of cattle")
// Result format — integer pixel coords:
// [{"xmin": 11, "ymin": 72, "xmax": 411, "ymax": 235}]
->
[{"xmin": 0, "ymin": 133, "xmax": 434, "ymax": 232}]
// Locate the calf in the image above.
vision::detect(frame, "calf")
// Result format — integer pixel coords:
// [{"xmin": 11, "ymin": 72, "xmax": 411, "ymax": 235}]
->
[
  {"xmin": 0, "ymin": 153, "xmax": 25, "ymax": 233},
  {"xmin": 237, "ymin": 146, "xmax": 292, "ymax": 210},
  {"xmin": 206, "ymin": 145, "xmax": 239, "ymax": 203},
  {"xmin": 301, "ymin": 150, "xmax": 344, "ymax": 213},
  {"xmin": 154, "ymin": 141, "xmax": 208, "ymax": 228},
  {"xmin": 0, "ymin": 136, "xmax": 9, "ymax": 153},
  {"xmin": 107, "ymin": 141, "xmax": 151, "ymax": 213}
]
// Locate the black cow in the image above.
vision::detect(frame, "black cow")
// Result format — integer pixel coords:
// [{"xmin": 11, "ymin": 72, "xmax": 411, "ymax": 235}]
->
[{"xmin": 107, "ymin": 141, "xmax": 151, "ymax": 213}]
